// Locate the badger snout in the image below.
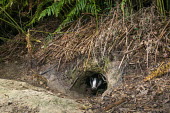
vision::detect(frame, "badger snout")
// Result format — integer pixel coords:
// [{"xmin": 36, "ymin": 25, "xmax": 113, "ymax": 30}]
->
[
  {"xmin": 91, "ymin": 85, "xmax": 97, "ymax": 90},
  {"xmin": 90, "ymin": 77, "xmax": 102, "ymax": 90}
]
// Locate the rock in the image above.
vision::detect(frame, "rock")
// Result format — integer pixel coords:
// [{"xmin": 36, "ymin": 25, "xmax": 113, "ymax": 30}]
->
[{"xmin": 0, "ymin": 79, "xmax": 84, "ymax": 113}]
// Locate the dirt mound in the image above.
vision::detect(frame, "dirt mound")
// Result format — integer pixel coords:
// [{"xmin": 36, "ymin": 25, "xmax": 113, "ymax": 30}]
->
[
  {"xmin": 31, "ymin": 6, "xmax": 169, "ymax": 98},
  {"xmin": 0, "ymin": 79, "xmax": 84, "ymax": 113}
]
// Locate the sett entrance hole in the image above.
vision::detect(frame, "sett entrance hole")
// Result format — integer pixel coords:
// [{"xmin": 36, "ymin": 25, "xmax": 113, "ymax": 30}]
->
[{"xmin": 71, "ymin": 71, "xmax": 107, "ymax": 96}]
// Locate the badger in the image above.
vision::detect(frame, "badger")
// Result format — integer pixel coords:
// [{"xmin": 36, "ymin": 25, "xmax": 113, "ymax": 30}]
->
[
  {"xmin": 89, "ymin": 74, "xmax": 106, "ymax": 90},
  {"xmin": 90, "ymin": 77, "xmax": 102, "ymax": 90}
]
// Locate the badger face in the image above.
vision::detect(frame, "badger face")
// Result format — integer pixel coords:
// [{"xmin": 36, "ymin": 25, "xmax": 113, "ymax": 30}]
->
[{"xmin": 90, "ymin": 77, "xmax": 102, "ymax": 90}]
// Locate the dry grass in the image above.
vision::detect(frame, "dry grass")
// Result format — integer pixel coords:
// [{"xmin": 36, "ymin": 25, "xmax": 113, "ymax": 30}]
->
[
  {"xmin": 0, "ymin": 5, "xmax": 169, "ymax": 76},
  {"xmin": 35, "ymin": 6, "xmax": 169, "ymax": 75}
]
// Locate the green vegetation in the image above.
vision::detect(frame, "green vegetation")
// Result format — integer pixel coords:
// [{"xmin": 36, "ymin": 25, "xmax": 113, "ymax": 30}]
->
[{"xmin": 0, "ymin": 0, "xmax": 169, "ymax": 43}]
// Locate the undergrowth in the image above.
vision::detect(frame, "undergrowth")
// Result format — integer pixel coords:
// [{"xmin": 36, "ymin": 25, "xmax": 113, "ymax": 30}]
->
[{"xmin": 34, "ymin": 5, "xmax": 169, "ymax": 76}]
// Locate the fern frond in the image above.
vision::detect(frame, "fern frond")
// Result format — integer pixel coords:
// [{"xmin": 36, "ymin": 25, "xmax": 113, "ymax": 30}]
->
[
  {"xmin": 55, "ymin": 4, "xmax": 78, "ymax": 32},
  {"xmin": 38, "ymin": 2, "xmax": 58, "ymax": 20},
  {"xmin": 55, "ymin": 0, "xmax": 100, "ymax": 32},
  {"xmin": 30, "ymin": 0, "xmax": 107, "ymax": 32},
  {"xmin": 38, "ymin": 0, "xmax": 76, "ymax": 20},
  {"xmin": 27, "ymin": 0, "xmax": 53, "ymax": 26},
  {"xmin": 85, "ymin": 3, "xmax": 100, "ymax": 15}
]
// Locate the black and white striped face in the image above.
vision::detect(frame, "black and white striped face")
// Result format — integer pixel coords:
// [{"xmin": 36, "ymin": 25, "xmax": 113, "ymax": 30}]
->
[{"xmin": 90, "ymin": 77, "xmax": 102, "ymax": 90}]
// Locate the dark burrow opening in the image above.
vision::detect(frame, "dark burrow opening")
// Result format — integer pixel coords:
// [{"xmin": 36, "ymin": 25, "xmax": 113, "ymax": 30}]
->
[{"xmin": 71, "ymin": 71, "xmax": 108, "ymax": 96}]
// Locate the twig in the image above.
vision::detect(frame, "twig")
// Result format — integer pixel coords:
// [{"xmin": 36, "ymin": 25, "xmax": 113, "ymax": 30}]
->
[
  {"xmin": 39, "ymin": 63, "xmax": 58, "ymax": 75},
  {"xmin": 103, "ymin": 97, "xmax": 127, "ymax": 111},
  {"xmin": 69, "ymin": 77, "xmax": 79, "ymax": 90},
  {"xmin": 119, "ymin": 40, "xmax": 133, "ymax": 69}
]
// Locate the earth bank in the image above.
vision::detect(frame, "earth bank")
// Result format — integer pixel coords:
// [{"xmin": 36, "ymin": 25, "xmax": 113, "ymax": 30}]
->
[{"xmin": 0, "ymin": 78, "xmax": 85, "ymax": 113}]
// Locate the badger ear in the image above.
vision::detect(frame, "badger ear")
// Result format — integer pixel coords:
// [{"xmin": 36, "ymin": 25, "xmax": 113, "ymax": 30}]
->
[
  {"xmin": 97, "ymin": 80, "xmax": 102, "ymax": 87},
  {"xmin": 101, "ymin": 75, "xmax": 106, "ymax": 82},
  {"xmin": 90, "ymin": 77, "xmax": 93, "ymax": 86}
]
